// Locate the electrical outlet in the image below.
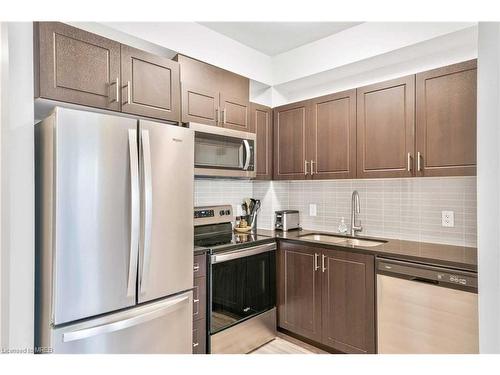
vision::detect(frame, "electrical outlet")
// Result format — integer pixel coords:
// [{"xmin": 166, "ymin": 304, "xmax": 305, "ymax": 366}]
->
[
  {"xmin": 309, "ymin": 204, "xmax": 317, "ymax": 217},
  {"xmin": 442, "ymin": 210, "xmax": 454, "ymax": 228}
]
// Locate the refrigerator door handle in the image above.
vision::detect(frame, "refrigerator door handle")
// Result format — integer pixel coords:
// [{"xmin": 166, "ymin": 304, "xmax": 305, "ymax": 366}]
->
[
  {"xmin": 140, "ymin": 129, "xmax": 153, "ymax": 295},
  {"xmin": 127, "ymin": 129, "xmax": 140, "ymax": 297},
  {"xmin": 62, "ymin": 294, "xmax": 190, "ymax": 343}
]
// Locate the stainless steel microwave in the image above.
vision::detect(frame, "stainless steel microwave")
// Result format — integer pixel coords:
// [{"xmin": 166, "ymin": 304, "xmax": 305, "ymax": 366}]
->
[{"xmin": 189, "ymin": 122, "xmax": 256, "ymax": 179}]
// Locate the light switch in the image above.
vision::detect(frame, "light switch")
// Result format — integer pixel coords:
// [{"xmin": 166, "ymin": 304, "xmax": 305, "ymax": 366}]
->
[{"xmin": 309, "ymin": 204, "xmax": 317, "ymax": 217}]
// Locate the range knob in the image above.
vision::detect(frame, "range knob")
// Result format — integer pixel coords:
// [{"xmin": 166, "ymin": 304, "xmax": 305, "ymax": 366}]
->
[
  {"xmin": 225, "ymin": 209, "xmax": 231, "ymax": 215},
  {"xmin": 219, "ymin": 210, "xmax": 225, "ymax": 216}
]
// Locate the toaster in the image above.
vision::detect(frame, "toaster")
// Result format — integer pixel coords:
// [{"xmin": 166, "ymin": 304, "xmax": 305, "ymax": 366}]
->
[{"xmin": 275, "ymin": 210, "xmax": 300, "ymax": 231}]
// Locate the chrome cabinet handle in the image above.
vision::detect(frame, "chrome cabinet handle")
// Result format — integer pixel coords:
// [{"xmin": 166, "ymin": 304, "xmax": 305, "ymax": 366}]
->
[
  {"xmin": 127, "ymin": 129, "xmax": 140, "ymax": 297},
  {"xmin": 321, "ymin": 254, "xmax": 326, "ymax": 272},
  {"xmin": 140, "ymin": 129, "xmax": 153, "ymax": 295},
  {"xmin": 304, "ymin": 160, "xmax": 309, "ymax": 175},
  {"xmin": 193, "ymin": 299, "xmax": 200, "ymax": 303},
  {"xmin": 310, "ymin": 160, "xmax": 315, "ymax": 175},
  {"xmin": 417, "ymin": 151, "xmax": 422, "ymax": 171},
  {"xmin": 109, "ymin": 77, "xmax": 120, "ymax": 103},
  {"xmin": 193, "ymin": 265, "xmax": 200, "ymax": 272},
  {"xmin": 407, "ymin": 153, "xmax": 412, "ymax": 172},
  {"xmin": 126, "ymin": 81, "xmax": 131, "ymax": 105},
  {"xmin": 193, "ymin": 342, "xmax": 199, "ymax": 348},
  {"xmin": 314, "ymin": 253, "xmax": 319, "ymax": 271},
  {"xmin": 62, "ymin": 294, "xmax": 189, "ymax": 342},
  {"xmin": 215, "ymin": 108, "xmax": 219, "ymax": 125},
  {"xmin": 223, "ymin": 108, "xmax": 227, "ymax": 125}
]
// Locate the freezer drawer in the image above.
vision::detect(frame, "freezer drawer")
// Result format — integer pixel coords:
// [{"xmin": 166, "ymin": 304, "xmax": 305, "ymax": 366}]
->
[{"xmin": 48, "ymin": 291, "xmax": 193, "ymax": 354}]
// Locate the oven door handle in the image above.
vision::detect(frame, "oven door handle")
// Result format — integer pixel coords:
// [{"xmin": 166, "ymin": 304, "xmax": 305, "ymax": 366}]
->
[{"xmin": 211, "ymin": 242, "xmax": 276, "ymax": 264}]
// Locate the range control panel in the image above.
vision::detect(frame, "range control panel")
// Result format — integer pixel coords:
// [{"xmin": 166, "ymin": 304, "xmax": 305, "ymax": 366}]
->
[{"xmin": 194, "ymin": 205, "xmax": 233, "ymax": 226}]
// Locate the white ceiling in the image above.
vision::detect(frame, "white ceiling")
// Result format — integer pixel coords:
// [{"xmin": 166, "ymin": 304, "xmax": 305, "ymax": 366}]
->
[{"xmin": 198, "ymin": 22, "xmax": 362, "ymax": 56}]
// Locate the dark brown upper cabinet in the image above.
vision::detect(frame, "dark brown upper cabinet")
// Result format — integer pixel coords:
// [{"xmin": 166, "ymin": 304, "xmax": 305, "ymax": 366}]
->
[
  {"xmin": 321, "ymin": 248, "xmax": 375, "ymax": 354},
  {"xmin": 120, "ymin": 45, "xmax": 180, "ymax": 122},
  {"xmin": 175, "ymin": 55, "xmax": 250, "ymax": 131},
  {"xmin": 35, "ymin": 22, "xmax": 121, "ymax": 111},
  {"xmin": 278, "ymin": 242, "xmax": 322, "ymax": 343},
  {"xmin": 308, "ymin": 90, "xmax": 357, "ymax": 179},
  {"xmin": 356, "ymin": 75, "xmax": 415, "ymax": 178},
  {"xmin": 273, "ymin": 101, "xmax": 309, "ymax": 180},
  {"xmin": 250, "ymin": 103, "xmax": 273, "ymax": 180},
  {"xmin": 416, "ymin": 59, "xmax": 477, "ymax": 177}
]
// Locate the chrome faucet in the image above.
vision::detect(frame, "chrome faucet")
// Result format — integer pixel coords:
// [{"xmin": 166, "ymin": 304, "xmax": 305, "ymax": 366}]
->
[{"xmin": 350, "ymin": 190, "xmax": 363, "ymax": 236}]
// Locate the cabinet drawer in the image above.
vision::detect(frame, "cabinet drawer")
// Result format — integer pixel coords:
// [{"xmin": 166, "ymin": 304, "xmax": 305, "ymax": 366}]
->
[
  {"xmin": 192, "ymin": 319, "xmax": 207, "ymax": 354},
  {"xmin": 194, "ymin": 254, "xmax": 207, "ymax": 277},
  {"xmin": 193, "ymin": 276, "xmax": 206, "ymax": 322}
]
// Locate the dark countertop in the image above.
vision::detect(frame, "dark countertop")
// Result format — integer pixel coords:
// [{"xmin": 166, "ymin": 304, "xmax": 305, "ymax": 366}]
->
[{"xmin": 256, "ymin": 228, "xmax": 478, "ymax": 272}]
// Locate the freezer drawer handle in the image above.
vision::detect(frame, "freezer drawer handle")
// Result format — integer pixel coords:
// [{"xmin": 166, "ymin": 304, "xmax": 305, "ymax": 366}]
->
[{"xmin": 62, "ymin": 294, "xmax": 189, "ymax": 343}]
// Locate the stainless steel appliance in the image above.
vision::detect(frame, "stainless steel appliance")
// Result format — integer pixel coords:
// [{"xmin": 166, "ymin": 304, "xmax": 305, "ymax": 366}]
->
[
  {"xmin": 189, "ymin": 122, "xmax": 256, "ymax": 178},
  {"xmin": 35, "ymin": 107, "xmax": 194, "ymax": 353},
  {"xmin": 376, "ymin": 258, "xmax": 479, "ymax": 354},
  {"xmin": 275, "ymin": 210, "xmax": 300, "ymax": 231},
  {"xmin": 194, "ymin": 205, "xmax": 277, "ymax": 354}
]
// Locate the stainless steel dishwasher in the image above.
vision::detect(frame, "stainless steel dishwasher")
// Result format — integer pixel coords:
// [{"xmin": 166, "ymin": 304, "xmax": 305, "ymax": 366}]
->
[{"xmin": 376, "ymin": 258, "xmax": 479, "ymax": 354}]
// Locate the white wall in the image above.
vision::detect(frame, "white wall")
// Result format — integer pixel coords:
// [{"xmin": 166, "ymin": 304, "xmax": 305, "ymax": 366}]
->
[
  {"xmin": 477, "ymin": 22, "xmax": 500, "ymax": 354},
  {"xmin": 0, "ymin": 22, "xmax": 34, "ymax": 351}
]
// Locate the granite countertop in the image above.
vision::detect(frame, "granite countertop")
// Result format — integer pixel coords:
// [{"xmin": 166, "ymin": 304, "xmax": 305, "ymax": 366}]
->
[{"xmin": 256, "ymin": 228, "xmax": 478, "ymax": 272}]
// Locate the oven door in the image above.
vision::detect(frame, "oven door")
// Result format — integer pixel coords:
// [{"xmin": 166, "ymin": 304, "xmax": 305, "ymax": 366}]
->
[
  {"xmin": 210, "ymin": 243, "xmax": 276, "ymax": 334},
  {"xmin": 190, "ymin": 122, "xmax": 256, "ymax": 178}
]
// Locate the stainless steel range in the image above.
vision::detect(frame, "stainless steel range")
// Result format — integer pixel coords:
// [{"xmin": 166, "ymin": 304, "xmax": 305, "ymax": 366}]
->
[{"xmin": 194, "ymin": 205, "xmax": 277, "ymax": 354}]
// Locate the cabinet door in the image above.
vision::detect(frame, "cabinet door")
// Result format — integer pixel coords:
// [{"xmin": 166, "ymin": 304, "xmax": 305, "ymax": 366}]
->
[
  {"xmin": 176, "ymin": 55, "xmax": 220, "ymax": 126},
  {"xmin": 278, "ymin": 242, "xmax": 322, "ymax": 342},
  {"xmin": 220, "ymin": 94, "xmax": 250, "ymax": 131},
  {"xmin": 321, "ymin": 249, "xmax": 375, "ymax": 354},
  {"xmin": 416, "ymin": 60, "xmax": 477, "ymax": 177},
  {"xmin": 121, "ymin": 45, "xmax": 180, "ymax": 122},
  {"xmin": 250, "ymin": 103, "xmax": 273, "ymax": 180},
  {"xmin": 357, "ymin": 76, "xmax": 415, "ymax": 178},
  {"xmin": 310, "ymin": 90, "xmax": 357, "ymax": 179},
  {"xmin": 36, "ymin": 22, "xmax": 121, "ymax": 111},
  {"xmin": 273, "ymin": 102, "xmax": 309, "ymax": 180}
]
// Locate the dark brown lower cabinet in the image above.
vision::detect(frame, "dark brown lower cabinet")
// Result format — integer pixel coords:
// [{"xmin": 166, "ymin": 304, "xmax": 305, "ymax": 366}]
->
[
  {"xmin": 321, "ymin": 248, "xmax": 375, "ymax": 354},
  {"xmin": 278, "ymin": 242, "xmax": 322, "ymax": 342},
  {"xmin": 193, "ymin": 254, "xmax": 207, "ymax": 354},
  {"xmin": 278, "ymin": 242, "xmax": 375, "ymax": 354}
]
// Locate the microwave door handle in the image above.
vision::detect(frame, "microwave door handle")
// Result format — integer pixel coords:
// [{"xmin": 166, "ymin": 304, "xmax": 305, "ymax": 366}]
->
[{"xmin": 242, "ymin": 139, "xmax": 251, "ymax": 171}]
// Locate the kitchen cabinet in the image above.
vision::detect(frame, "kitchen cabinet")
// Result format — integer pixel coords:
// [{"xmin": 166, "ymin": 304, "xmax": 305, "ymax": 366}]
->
[
  {"xmin": 416, "ymin": 59, "xmax": 477, "ymax": 177},
  {"xmin": 321, "ymin": 248, "xmax": 375, "ymax": 354},
  {"xmin": 273, "ymin": 101, "xmax": 309, "ymax": 180},
  {"xmin": 278, "ymin": 242, "xmax": 322, "ymax": 342},
  {"xmin": 175, "ymin": 55, "xmax": 250, "ymax": 131},
  {"xmin": 308, "ymin": 90, "xmax": 357, "ymax": 179},
  {"xmin": 121, "ymin": 45, "xmax": 180, "ymax": 122},
  {"xmin": 35, "ymin": 22, "xmax": 121, "ymax": 111},
  {"xmin": 250, "ymin": 103, "xmax": 273, "ymax": 180},
  {"xmin": 34, "ymin": 22, "xmax": 181, "ymax": 123},
  {"xmin": 278, "ymin": 242, "xmax": 375, "ymax": 354},
  {"xmin": 193, "ymin": 254, "xmax": 207, "ymax": 354},
  {"xmin": 356, "ymin": 75, "xmax": 415, "ymax": 178}
]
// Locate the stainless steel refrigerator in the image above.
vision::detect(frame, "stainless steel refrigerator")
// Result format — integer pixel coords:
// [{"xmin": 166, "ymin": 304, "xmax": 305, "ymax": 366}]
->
[{"xmin": 35, "ymin": 107, "xmax": 194, "ymax": 354}]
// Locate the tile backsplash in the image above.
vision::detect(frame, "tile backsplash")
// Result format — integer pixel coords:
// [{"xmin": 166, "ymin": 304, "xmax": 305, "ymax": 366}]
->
[{"xmin": 195, "ymin": 177, "xmax": 477, "ymax": 247}]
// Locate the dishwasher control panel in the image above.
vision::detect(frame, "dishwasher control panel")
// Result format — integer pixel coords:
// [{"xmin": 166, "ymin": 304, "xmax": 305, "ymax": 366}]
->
[{"xmin": 377, "ymin": 258, "xmax": 477, "ymax": 291}]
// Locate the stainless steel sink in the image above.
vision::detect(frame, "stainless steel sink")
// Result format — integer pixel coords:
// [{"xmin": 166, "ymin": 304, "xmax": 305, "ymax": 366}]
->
[
  {"xmin": 298, "ymin": 233, "xmax": 386, "ymax": 247},
  {"xmin": 342, "ymin": 238, "xmax": 385, "ymax": 247},
  {"xmin": 298, "ymin": 234, "xmax": 347, "ymax": 244}
]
